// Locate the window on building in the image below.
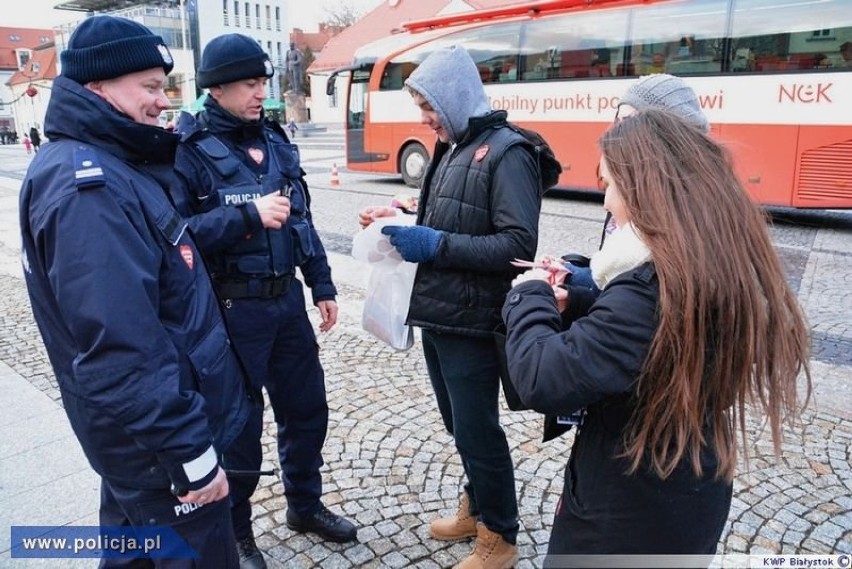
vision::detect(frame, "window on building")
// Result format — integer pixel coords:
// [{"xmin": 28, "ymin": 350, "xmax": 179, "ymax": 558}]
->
[
  {"xmin": 328, "ymin": 83, "xmax": 337, "ymax": 108},
  {"xmin": 244, "ymin": 2, "xmax": 250, "ymax": 26},
  {"xmin": 256, "ymin": 4, "xmax": 261, "ymax": 29},
  {"xmin": 164, "ymin": 75, "xmax": 181, "ymax": 102},
  {"xmin": 234, "ymin": 1, "xmax": 240, "ymax": 26},
  {"xmin": 223, "ymin": 0, "xmax": 229, "ymax": 25}
]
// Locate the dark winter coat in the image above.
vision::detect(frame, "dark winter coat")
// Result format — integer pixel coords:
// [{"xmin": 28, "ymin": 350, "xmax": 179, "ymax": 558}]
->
[
  {"xmin": 407, "ymin": 110, "xmax": 542, "ymax": 336},
  {"xmin": 502, "ymin": 263, "xmax": 732, "ymax": 555},
  {"xmin": 19, "ymin": 76, "xmax": 250, "ymax": 492},
  {"xmin": 29, "ymin": 126, "xmax": 41, "ymax": 148}
]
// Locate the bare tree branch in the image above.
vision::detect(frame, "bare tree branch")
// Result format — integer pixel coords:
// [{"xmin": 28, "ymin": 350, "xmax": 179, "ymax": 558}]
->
[{"xmin": 322, "ymin": 0, "xmax": 364, "ymax": 27}]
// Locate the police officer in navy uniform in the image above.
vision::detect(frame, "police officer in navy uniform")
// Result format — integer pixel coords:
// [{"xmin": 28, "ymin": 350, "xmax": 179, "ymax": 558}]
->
[
  {"xmin": 172, "ymin": 34, "xmax": 356, "ymax": 568},
  {"xmin": 19, "ymin": 16, "xmax": 251, "ymax": 567}
]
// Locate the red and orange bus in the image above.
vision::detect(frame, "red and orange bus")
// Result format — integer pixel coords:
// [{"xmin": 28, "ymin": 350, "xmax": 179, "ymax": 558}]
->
[{"xmin": 327, "ymin": 0, "xmax": 852, "ymax": 208}]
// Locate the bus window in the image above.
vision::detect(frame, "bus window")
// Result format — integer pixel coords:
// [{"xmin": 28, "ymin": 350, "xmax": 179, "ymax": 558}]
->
[
  {"xmin": 443, "ymin": 21, "xmax": 522, "ymax": 84},
  {"xmin": 629, "ymin": 0, "xmax": 727, "ymax": 76},
  {"xmin": 730, "ymin": 0, "xmax": 852, "ymax": 73},
  {"xmin": 387, "ymin": 20, "xmax": 523, "ymax": 86},
  {"xmin": 522, "ymin": 8, "xmax": 629, "ymax": 80},
  {"xmin": 380, "ymin": 61, "xmax": 417, "ymax": 90}
]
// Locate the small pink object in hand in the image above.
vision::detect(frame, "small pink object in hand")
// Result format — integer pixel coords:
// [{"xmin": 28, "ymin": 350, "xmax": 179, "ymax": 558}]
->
[{"xmin": 511, "ymin": 258, "xmax": 569, "ymax": 286}]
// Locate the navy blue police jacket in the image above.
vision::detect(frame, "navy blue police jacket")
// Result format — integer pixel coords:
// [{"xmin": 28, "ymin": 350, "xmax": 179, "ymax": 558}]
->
[
  {"xmin": 171, "ymin": 97, "xmax": 335, "ymax": 304},
  {"xmin": 19, "ymin": 76, "xmax": 250, "ymax": 492}
]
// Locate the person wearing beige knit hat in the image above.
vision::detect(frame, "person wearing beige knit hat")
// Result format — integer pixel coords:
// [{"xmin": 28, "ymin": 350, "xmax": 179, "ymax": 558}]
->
[
  {"xmin": 616, "ymin": 73, "xmax": 709, "ymax": 132},
  {"xmin": 557, "ymin": 73, "xmax": 710, "ymax": 298}
]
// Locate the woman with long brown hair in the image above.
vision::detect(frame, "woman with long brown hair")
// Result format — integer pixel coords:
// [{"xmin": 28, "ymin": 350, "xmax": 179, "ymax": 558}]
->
[{"xmin": 502, "ymin": 109, "xmax": 811, "ymax": 561}]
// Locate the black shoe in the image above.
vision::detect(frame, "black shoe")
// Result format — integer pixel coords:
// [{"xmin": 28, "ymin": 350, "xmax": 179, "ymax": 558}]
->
[
  {"xmin": 236, "ymin": 536, "xmax": 267, "ymax": 569},
  {"xmin": 286, "ymin": 505, "xmax": 358, "ymax": 543}
]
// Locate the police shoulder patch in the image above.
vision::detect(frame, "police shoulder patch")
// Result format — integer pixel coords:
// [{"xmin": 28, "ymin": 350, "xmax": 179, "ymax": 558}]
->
[{"xmin": 73, "ymin": 146, "xmax": 106, "ymax": 190}]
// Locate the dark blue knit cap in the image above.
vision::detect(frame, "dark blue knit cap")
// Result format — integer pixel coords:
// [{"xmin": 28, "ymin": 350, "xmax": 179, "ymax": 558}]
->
[
  {"xmin": 197, "ymin": 33, "xmax": 274, "ymax": 89},
  {"xmin": 61, "ymin": 16, "xmax": 174, "ymax": 84}
]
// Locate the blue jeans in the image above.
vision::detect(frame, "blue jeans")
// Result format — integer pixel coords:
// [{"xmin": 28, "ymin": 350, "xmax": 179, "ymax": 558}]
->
[{"xmin": 421, "ymin": 330, "xmax": 519, "ymax": 544}]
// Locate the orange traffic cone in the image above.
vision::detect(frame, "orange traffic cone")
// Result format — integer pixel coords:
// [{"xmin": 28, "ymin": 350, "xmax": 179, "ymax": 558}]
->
[{"xmin": 330, "ymin": 163, "xmax": 341, "ymax": 186}]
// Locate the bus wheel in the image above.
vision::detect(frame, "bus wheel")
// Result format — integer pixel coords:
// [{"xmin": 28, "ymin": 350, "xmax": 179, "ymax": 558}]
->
[{"xmin": 401, "ymin": 143, "xmax": 428, "ymax": 188}]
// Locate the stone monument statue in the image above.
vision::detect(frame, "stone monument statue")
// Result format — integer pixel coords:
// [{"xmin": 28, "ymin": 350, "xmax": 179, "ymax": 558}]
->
[{"xmin": 286, "ymin": 42, "xmax": 304, "ymax": 93}]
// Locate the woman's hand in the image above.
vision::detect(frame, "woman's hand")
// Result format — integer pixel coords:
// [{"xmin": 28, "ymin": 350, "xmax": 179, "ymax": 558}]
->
[
  {"xmin": 554, "ymin": 285, "xmax": 568, "ymax": 312},
  {"xmin": 512, "ymin": 268, "xmax": 553, "ymax": 288},
  {"xmin": 511, "ymin": 256, "xmax": 569, "ymax": 288},
  {"xmin": 358, "ymin": 205, "xmax": 397, "ymax": 228}
]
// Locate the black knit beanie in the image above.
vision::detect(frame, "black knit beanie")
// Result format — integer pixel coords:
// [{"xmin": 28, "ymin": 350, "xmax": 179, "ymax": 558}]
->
[
  {"xmin": 196, "ymin": 33, "xmax": 274, "ymax": 89},
  {"xmin": 61, "ymin": 16, "xmax": 174, "ymax": 84}
]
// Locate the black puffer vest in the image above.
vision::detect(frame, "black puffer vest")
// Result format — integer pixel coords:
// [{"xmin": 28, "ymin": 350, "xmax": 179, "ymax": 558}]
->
[{"xmin": 408, "ymin": 111, "xmax": 538, "ymax": 336}]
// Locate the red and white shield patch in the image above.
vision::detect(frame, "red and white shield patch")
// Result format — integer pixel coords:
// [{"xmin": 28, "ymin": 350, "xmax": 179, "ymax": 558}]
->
[
  {"xmin": 247, "ymin": 147, "xmax": 264, "ymax": 164},
  {"xmin": 473, "ymin": 144, "xmax": 490, "ymax": 162},
  {"xmin": 179, "ymin": 245, "xmax": 194, "ymax": 270}
]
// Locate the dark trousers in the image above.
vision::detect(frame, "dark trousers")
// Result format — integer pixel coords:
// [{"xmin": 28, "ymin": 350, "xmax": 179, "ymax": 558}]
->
[
  {"xmin": 98, "ymin": 479, "xmax": 238, "ymax": 568},
  {"xmin": 421, "ymin": 330, "xmax": 519, "ymax": 544},
  {"xmin": 222, "ymin": 282, "xmax": 329, "ymax": 539}
]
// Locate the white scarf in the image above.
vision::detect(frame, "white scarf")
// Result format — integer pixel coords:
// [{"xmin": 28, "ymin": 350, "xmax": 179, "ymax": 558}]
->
[{"xmin": 590, "ymin": 222, "xmax": 652, "ymax": 289}]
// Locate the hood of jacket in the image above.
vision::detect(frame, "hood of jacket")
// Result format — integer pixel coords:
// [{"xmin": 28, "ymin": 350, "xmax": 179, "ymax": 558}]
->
[
  {"xmin": 44, "ymin": 76, "xmax": 179, "ymax": 165},
  {"xmin": 404, "ymin": 45, "xmax": 490, "ymax": 143}
]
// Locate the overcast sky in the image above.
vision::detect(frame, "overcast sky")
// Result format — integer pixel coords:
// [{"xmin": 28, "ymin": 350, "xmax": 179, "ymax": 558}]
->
[{"xmin": 3, "ymin": 0, "xmax": 386, "ymax": 31}]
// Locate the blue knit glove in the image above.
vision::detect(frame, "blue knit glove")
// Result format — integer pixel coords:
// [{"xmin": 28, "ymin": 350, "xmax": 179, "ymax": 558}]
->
[
  {"xmin": 381, "ymin": 225, "xmax": 444, "ymax": 263},
  {"xmin": 565, "ymin": 262, "xmax": 600, "ymax": 294}
]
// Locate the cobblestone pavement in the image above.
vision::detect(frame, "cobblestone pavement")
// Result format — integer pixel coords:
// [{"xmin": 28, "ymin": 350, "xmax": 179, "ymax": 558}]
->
[
  {"xmin": 1, "ymin": 143, "xmax": 851, "ymax": 567},
  {"xmin": 1, "ymin": 270, "xmax": 850, "ymax": 567}
]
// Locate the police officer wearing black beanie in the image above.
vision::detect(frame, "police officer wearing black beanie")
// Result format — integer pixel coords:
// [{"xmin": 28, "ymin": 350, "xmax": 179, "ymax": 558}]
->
[
  {"xmin": 20, "ymin": 16, "xmax": 252, "ymax": 568},
  {"xmin": 172, "ymin": 34, "xmax": 355, "ymax": 569}
]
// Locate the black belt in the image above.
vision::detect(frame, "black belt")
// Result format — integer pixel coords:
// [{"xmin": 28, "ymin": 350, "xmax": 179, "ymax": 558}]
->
[{"xmin": 214, "ymin": 274, "xmax": 293, "ymax": 300}]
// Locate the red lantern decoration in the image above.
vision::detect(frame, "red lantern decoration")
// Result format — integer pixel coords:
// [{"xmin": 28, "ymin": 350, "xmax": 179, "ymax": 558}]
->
[{"xmin": 25, "ymin": 85, "xmax": 38, "ymax": 98}]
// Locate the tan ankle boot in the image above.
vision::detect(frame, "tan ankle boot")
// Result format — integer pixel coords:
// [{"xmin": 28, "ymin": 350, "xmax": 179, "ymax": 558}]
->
[
  {"xmin": 429, "ymin": 492, "xmax": 478, "ymax": 540},
  {"xmin": 454, "ymin": 522, "xmax": 518, "ymax": 569}
]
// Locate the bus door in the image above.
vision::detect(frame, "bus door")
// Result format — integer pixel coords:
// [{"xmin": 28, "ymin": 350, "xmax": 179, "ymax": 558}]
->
[{"xmin": 346, "ymin": 67, "xmax": 372, "ymax": 164}]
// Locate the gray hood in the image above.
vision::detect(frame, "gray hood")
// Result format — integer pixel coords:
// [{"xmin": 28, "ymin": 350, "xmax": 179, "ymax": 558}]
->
[{"xmin": 404, "ymin": 45, "xmax": 490, "ymax": 143}]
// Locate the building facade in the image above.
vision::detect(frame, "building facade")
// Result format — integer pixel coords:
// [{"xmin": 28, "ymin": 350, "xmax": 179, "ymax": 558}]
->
[
  {"xmin": 196, "ymin": 0, "xmax": 289, "ymax": 103},
  {"xmin": 1, "ymin": 27, "xmax": 55, "ymax": 137},
  {"xmin": 9, "ymin": 0, "xmax": 289, "ymax": 132}
]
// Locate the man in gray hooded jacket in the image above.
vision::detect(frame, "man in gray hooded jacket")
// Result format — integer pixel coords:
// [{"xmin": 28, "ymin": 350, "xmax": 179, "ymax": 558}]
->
[{"xmin": 362, "ymin": 45, "xmax": 543, "ymax": 569}]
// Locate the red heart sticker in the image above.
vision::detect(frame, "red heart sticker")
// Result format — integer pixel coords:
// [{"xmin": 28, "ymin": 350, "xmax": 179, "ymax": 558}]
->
[
  {"xmin": 474, "ymin": 144, "xmax": 489, "ymax": 162},
  {"xmin": 247, "ymin": 147, "xmax": 264, "ymax": 164}
]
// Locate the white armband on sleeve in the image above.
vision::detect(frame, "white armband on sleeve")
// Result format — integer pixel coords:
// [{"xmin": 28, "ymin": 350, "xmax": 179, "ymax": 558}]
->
[{"xmin": 182, "ymin": 445, "xmax": 217, "ymax": 482}]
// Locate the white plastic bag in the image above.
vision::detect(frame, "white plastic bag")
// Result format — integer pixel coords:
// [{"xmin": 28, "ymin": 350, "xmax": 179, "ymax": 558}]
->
[{"xmin": 352, "ymin": 215, "xmax": 417, "ymax": 350}]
